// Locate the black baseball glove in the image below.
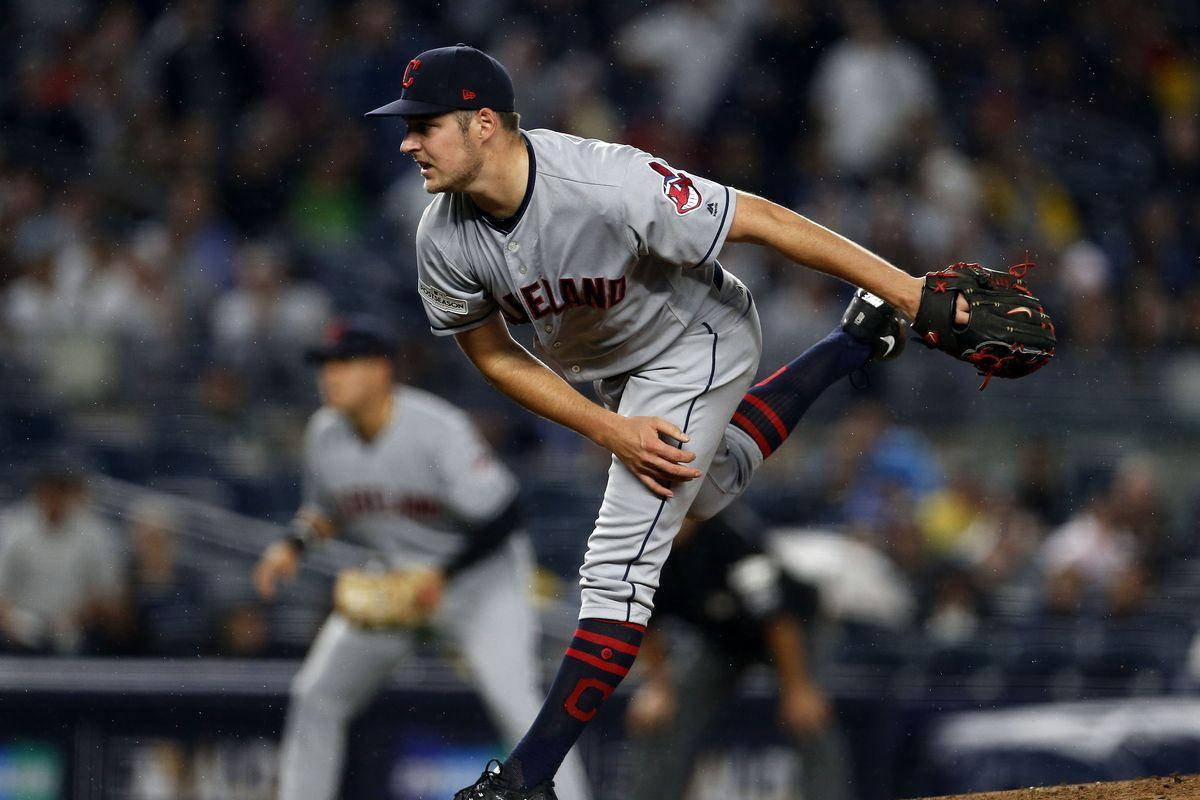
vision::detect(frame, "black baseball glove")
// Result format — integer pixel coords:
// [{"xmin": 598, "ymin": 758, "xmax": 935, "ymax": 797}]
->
[{"xmin": 913, "ymin": 262, "xmax": 1056, "ymax": 389}]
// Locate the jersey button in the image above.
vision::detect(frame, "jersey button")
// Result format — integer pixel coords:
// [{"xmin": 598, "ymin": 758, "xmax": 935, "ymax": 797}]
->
[
  {"xmin": 553, "ymin": 341, "xmax": 562, "ymax": 349},
  {"xmin": 506, "ymin": 242, "xmax": 520, "ymax": 252},
  {"xmin": 543, "ymin": 324, "xmax": 553, "ymax": 333},
  {"xmin": 518, "ymin": 265, "xmax": 528, "ymax": 274},
  {"xmin": 570, "ymin": 365, "xmax": 581, "ymax": 373}
]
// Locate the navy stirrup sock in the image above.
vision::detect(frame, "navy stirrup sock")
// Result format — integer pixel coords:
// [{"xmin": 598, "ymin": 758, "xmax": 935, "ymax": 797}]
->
[
  {"xmin": 732, "ymin": 329, "xmax": 870, "ymax": 458},
  {"xmin": 504, "ymin": 618, "xmax": 645, "ymax": 788}
]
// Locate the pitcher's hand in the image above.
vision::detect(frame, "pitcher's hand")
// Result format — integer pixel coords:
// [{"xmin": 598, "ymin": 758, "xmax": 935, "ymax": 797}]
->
[{"xmin": 598, "ymin": 415, "xmax": 700, "ymax": 499}]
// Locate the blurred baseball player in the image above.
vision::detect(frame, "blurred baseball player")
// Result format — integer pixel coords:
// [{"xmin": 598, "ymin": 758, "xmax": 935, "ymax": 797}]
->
[
  {"xmin": 625, "ymin": 507, "xmax": 850, "ymax": 800},
  {"xmin": 252, "ymin": 316, "xmax": 593, "ymax": 800},
  {"xmin": 366, "ymin": 44, "xmax": 1052, "ymax": 800}
]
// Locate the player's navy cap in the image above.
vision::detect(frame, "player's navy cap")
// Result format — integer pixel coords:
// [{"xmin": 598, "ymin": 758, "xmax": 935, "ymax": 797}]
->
[
  {"xmin": 365, "ymin": 43, "xmax": 516, "ymax": 117},
  {"xmin": 304, "ymin": 316, "xmax": 397, "ymax": 364}
]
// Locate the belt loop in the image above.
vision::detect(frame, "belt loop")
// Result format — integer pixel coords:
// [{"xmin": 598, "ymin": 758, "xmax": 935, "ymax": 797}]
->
[{"xmin": 712, "ymin": 263, "xmax": 725, "ymax": 290}]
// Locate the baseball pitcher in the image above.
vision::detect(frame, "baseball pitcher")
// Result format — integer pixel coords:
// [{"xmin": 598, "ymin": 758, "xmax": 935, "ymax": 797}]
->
[{"xmin": 365, "ymin": 44, "xmax": 1055, "ymax": 800}]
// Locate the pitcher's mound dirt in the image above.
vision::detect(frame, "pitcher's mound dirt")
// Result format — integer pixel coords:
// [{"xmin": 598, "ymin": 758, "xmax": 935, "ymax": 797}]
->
[{"xmin": 914, "ymin": 774, "xmax": 1200, "ymax": 800}]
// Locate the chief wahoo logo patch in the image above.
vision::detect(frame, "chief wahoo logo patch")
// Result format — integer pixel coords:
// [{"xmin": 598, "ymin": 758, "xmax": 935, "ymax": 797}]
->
[{"xmin": 648, "ymin": 161, "xmax": 702, "ymax": 215}]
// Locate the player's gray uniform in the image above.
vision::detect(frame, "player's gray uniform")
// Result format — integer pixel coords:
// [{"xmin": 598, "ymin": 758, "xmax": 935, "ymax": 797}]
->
[
  {"xmin": 278, "ymin": 386, "xmax": 593, "ymax": 800},
  {"xmin": 415, "ymin": 129, "xmax": 766, "ymax": 627}
]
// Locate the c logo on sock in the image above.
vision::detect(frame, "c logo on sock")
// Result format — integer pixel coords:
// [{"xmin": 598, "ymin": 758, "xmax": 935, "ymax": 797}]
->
[{"xmin": 563, "ymin": 678, "xmax": 613, "ymax": 722}]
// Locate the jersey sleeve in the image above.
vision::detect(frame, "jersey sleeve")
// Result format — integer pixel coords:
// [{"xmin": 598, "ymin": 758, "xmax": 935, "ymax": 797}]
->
[
  {"xmin": 415, "ymin": 216, "xmax": 497, "ymax": 337},
  {"xmin": 620, "ymin": 151, "xmax": 737, "ymax": 268},
  {"xmin": 435, "ymin": 414, "xmax": 519, "ymax": 525}
]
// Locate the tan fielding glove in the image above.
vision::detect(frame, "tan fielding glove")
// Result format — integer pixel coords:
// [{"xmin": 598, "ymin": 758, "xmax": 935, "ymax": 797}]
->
[{"xmin": 333, "ymin": 568, "xmax": 439, "ymax": 629}]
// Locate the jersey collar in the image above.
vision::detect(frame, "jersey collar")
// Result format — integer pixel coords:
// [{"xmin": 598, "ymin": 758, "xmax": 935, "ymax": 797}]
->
[{"xmin": 475, "ymin": 132, "xmax": 535, "ymax": 235}]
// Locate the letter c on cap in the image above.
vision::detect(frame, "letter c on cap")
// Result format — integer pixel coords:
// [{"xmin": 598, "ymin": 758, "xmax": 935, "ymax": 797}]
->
[{"xmin": 402, "ymin": 58, "xmax": 421, "ymax": 89}]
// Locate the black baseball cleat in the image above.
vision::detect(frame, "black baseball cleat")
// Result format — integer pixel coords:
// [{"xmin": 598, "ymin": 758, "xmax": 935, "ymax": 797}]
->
[
  {"xmin": 452, "ymin": 760, "xmax": 558, "ymax": 800},
  {"xmin": 841, "ymin": 289, "xmax": 909, "ymax": 362}
]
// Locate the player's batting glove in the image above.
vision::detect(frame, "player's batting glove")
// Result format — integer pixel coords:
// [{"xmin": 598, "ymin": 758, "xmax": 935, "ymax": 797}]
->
[{"xmin": 913, "ymin": 262, "xmax": 1056, "ymax": 390}]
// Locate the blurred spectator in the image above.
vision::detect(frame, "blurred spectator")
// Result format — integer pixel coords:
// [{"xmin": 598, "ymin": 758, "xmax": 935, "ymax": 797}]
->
[
  {"xmin": 190, "ymin": 363, "xmax": 279, "ymax": 480},
  {"xmin": 954, "ymin": 492, "xmax": 1046, "ymax": 598},
  {"xmin": 1058, "ymin": 240, "xmax": 1113, "ymax": 299},
  {"xmin": 209, "ymin": 240, "xmax": 332, "ymax": 396},
  {"xmin": 917, "ymin": 466, "xmax": 985, "ymax": 557},
  {"xmin": 912, "ymin": 144, "xmax": 987, "ymax": 267},
  {"xmin": 0, "ymin": 456, "xmax": 128, "ymax": 654},
  {"xmin": 1133, "ymin": 190, "xmax": 1193, "ymax": 302},
  {"xmin": 166, "ymin": 171, "xmax": 238, "ymax": 307},
  {"xmin": 145, "ymin": 0, "xmax": 258, "ymax": 123},
  {"xmin": 0, "ymin": 167, "xmax": 50, "ymax": 286},
  {"xmin": 1039, "ymin": 455, "xmax": 1165, "ymax": 617},
  {"xmin": 831, "ymin": 399, "xmax": 944, "ymax": 529},
  {"xmin": 238, "ymin": 0, "xmax": 321, "ymax": 122},
  {"xmin": 0, "ymin": 53, "xmax": 91, "ymax": 181},
  {"xmin": 74, "ymin": 4, "xmax": 149, "ymax": 176},
  {"xmin": 616, "ymin": 0, "xmax": 766, "ymax": 129},
  {"xmin": 286, "ymin": 126, "xmax": 370, "ymax": 250},
  {"xmin": 1014, "ymin": 442, "xmax": 1069, "ymax": 528},
  {"xmin": 3, "ymin": 203, "xmax": 137, "ymax": 404},
  {"xmin": 222, "ymin": 101, "xmax": 302, "ymax": 236},
  {"xmin": 917, "ymin": 487, "xmax": 1047, "ymax": 641},
  {"xmin": 87, "ymin": 224, "xmax": 185, "ymax": 352},
  {"xmin": 218, "ymin": 601, "xmax": 271, "ymax": 657},
  {"xmin": 545, "ymin": 53, "xmax": 620, "ymax": 141},
  {"xmin": 809, "ymin": 0, "xmax": 937, "ymax": 176},
  {"xmin": 4, "ymin": 213, "xmax": 76, "ymax": 354},
  {"xmin": 125, "ymin": 497, "xmax": 212, "ymax": 657},
  {"xmin": 923, "ymin": 564, "xmax": 984, "ymax": 645}
]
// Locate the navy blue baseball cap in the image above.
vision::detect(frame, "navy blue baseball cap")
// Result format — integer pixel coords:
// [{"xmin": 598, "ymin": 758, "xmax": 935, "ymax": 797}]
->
[
  {"xmin": 365, "ymin": 44, "xmax": 516, "ymax": 117},
  {"xmin": 305, "ymin": 316, "xmax": 397, "ymax": 364}
]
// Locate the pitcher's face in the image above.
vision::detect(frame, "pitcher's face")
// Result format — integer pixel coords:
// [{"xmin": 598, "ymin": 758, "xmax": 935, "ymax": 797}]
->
[{"xmin": 400, "ymin": 113, "xmax": 484, "ymax": 193}]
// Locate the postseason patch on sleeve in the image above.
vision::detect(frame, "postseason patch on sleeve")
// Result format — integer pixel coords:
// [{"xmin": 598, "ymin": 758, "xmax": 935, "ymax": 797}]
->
[{"xmin": 418, "ymin": 279, "xmax": 469, "ymax": 315}]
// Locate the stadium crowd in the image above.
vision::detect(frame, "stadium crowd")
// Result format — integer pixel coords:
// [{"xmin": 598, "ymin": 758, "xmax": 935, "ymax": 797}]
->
[{"xmin": 0, "ymin": 0, "xmax": 1198, "ymax": 703}]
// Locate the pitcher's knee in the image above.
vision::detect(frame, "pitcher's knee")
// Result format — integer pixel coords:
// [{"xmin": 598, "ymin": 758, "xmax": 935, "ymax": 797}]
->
[
  {"xmin": 686, "ymin": 483, "xmax": 727, "ymax": 521},
  {"xmin": 579, "ymin": 584, "xmax": 654, "ymax": 627}
]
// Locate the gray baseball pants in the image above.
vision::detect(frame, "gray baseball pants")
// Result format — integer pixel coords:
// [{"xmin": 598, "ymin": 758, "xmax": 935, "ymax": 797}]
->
[{"xmin": 581, "ymin": 273, "xmax": 765, "ymax": 625}]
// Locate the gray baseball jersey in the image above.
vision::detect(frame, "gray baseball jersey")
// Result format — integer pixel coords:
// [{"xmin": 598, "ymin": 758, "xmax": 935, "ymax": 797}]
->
[
  {"xmin": 0, "ymin": 501, "xmax": 123, "ymax": 652},
  {"xmin": 412, "ymin": 128, "xmax": 772, "ymax": 627},
  {"xmin": 414, "ymin": 128, "xmax": 737, "ymax": 382},
  {"xmin": 302, "ymin": 385, "xmax": 518, "ymax": 568}
]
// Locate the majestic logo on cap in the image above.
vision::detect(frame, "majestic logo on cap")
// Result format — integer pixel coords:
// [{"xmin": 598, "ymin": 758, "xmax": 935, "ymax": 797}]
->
[
  {"xmin": 402, "ymin": 58, "xmax": 421, "ymax": 89},
  {"xmin": 648, "ymin": 161, "xmax": 702, "ymax": 215}
]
